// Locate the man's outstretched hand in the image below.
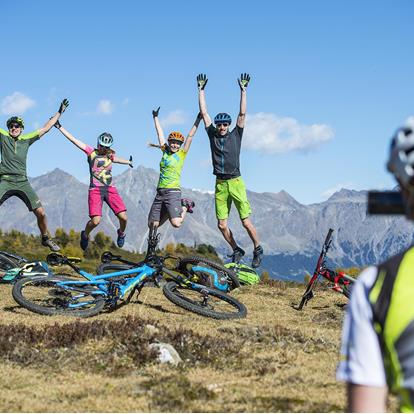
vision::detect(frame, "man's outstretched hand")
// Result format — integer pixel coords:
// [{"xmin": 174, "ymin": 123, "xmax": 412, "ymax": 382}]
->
[
  {"xmin": 129, "ymin": 156, "xmax": 133, "ymax": 168},
  {"xmin": 197, "ymin": 74, "xmax": 208, "ymax": 91},
  {"xmin": 238, "ymin": 73, "xmax": 251, "ymax": 91},
  {"xmin": 58, "ymin": 98, "xmax": 69, "ymax": 114}
]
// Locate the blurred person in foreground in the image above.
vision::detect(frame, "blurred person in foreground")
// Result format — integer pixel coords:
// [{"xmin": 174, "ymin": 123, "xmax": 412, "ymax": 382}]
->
[{"xmin": 337, "ymin": 119, "xmax": 414, "ymax": 412}]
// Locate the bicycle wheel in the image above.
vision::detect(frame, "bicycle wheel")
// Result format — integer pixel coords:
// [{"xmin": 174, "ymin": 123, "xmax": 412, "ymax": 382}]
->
[
  {"xmin": 163, "ymin": 281, "xmax": 247, "ymax": 319},
  {"xmin": 12, "ymin": 274, "xmax": 106, "ymax": 317},
  {"xmin": 178, "ymin": 256, "xmax": 240, "ymax": 291}
]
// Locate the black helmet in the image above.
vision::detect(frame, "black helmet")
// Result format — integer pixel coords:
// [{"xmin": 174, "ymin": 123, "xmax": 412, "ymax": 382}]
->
[{"xmin": 6, "ymin": 116, "xmax": 24, "ymax": 129}]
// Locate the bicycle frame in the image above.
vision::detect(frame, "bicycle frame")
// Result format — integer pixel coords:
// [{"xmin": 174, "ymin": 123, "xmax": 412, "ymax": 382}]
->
[
  {"xmin": 55, "ymin": 264, "xmax": 156, "ymax": 303},
  {"xmin": 297, "ymin": 228, "xmax": 355, "ymax": 310},
  {"xmin": 49, "ymin": 253, "xmax": 210, "ymax": 309}
]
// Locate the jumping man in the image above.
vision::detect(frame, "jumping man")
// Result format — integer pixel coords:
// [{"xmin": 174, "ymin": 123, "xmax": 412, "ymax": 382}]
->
[
  {"xmin": 197, "ymin": 73, "xmax": 263, "ymax": 268},
  {"xmin": 0, "ymin": 99, "xmax": 69, "ymax": 251}
]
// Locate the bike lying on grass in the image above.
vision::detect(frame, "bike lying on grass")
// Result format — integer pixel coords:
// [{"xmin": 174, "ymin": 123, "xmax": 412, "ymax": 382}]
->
[
  {"xmin": 12, "ymin": 250, "xmax": 247, "ymax": 320},
  {"xmin": 296, "ymin": 228, "xmax": 355, "ymax": 310},
  {"xmin": 98, "ymin": 255, "xmax": 241, "ymax": 292}
]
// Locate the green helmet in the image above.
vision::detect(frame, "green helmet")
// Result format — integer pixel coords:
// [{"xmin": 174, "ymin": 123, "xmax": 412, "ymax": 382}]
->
[{"xmin": 6, "ymin": 116, "xmax": 24, "ymax": 129}]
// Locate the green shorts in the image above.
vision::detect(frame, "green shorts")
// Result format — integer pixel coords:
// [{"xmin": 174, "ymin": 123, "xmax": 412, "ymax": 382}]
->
[
  {"xmin": 0, "ymin": 176, "xmax": 42, "ymax": 211},
  {"xmin": 215, "ymin": 176, "xmax": 252, "ymax": 220}
]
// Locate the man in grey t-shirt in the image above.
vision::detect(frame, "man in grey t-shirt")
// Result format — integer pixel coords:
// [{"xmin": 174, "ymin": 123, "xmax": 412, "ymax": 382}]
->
[{"xmin": 197, "ymin": 73, "xmax": 263, "ymax": 268}]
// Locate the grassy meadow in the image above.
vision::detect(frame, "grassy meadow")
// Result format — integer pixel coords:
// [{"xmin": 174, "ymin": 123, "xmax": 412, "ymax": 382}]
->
[{"xmin": 0, "ymin": 278, "xmax": 361, "ymax": 412}]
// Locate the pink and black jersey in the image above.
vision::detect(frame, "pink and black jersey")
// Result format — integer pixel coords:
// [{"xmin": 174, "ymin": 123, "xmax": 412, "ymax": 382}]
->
[{"xmin": 83, "ymin": 145, "xmax": 115, "ymax": 188}]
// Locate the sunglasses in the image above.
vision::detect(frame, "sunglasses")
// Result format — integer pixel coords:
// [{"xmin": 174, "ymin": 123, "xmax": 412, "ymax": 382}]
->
[
  {"xmin": 216, "ymin": 123, "xmax": 229, "ymax": 128},
  {"xmin": 169, "ymin": 140, "xmax": 182, "ymax": 145},
  {"xmin": 9, "ymin": 124, "xmax": 21, "ymax": 129}
]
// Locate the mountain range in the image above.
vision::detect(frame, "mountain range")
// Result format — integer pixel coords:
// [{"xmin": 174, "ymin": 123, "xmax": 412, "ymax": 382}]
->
[{"xmin": 0, "ymin": 167, "xmax": 412, "ymax": 281}]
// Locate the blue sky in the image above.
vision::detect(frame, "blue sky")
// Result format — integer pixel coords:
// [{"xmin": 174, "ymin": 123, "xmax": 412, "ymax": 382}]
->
[{"xmin": 1, "ymin": 0, "xmax": 413, "ymax": 204}]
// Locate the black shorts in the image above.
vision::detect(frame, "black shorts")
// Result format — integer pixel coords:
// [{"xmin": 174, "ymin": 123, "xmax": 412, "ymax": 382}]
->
[{"xmin": 148, "ymin": 188, "xmax": 182, "ymax": 223}]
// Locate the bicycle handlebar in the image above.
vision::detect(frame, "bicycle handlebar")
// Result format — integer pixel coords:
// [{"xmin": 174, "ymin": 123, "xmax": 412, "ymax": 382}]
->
[{"xmin": 324, "ymin": 228, "xmax": 334, "ymax": 246}]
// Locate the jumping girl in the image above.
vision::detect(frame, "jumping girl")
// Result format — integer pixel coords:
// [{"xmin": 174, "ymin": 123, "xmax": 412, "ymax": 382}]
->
[
  {"xmin": 147, "ymin": 107, "xmax": 201, "ymax": 248},
  {"xmin": 55, "ymin": 121, "xmax": 132, "ymax": 250}
]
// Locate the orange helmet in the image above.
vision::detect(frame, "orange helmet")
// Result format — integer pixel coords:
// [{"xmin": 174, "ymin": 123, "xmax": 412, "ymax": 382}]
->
[{"xmin": 167, "ymin": 131, "xmax": 185, "ymax": 143}]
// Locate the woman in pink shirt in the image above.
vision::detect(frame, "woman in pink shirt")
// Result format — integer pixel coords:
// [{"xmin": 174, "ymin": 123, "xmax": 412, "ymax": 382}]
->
[{"xmin": 55, "ymin": 121, "xmax": 132, "ymax": 250}]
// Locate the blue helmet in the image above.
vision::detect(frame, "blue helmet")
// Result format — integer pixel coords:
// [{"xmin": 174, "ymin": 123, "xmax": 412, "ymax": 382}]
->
[
  {"xmin": 214, "ymin": 113, "xmax": 232, "ymax": 125},
  {"xmin": 97, "ymin": 132, "xmax": 113, "ymax": 147}
]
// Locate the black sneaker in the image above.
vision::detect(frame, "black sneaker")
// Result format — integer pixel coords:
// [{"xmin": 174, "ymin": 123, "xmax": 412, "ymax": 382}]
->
[
  {"xmin": 41, "ymin": 236, "xmax": 61, "ymax": 252},
  {"xmin": 80, "ymin": 230, "xmax": 89, "ymax": 251},
  {"xmin": 228, "ymin": 246, "xmax": 245, "ymax": 264},
  {"xmin": 146, "ymin": 232, "xmax": 161, "ymax": 258},
  {"xmin": 117, "ymin": 229, "xmax": 126, "ymax": 248},
  {"xmin": 252, "ymin": 245, "xmax": 264, "ymax": 268}
]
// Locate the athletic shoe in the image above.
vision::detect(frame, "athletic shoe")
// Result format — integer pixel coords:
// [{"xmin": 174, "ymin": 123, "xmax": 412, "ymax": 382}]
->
[
  {"xmin": 181, "ymin": 198, "xmax": 195, "ymax": 214},
  {"xmin": 41, "ymin": 236, "xmax": 61, "ymax": 252},
  {"xmin": 229, "ymin": 246, "xmax": 245, "ymax": 264},
  {"xmin": 117, "ymin": 229, "xmax": 126, "ymax": 248},
  {"xmin": 80, "ymin": 230, "xmax": 89, "ymax": 251},
  {"xmin": 251, "ymin": 245, "xmax": 264, "ymax": 268}
]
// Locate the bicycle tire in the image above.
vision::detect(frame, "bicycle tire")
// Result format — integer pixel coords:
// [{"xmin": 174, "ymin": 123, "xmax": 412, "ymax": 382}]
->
[
  {"xmin": 162, "ymin": 281, "xmax": 247, "ymax": 319},
  {"xmin": 12, "ymin": 274, "xmax": 105, "ymax": 317},
  {"xmin": 338, "ymin": 274, "xmax": 355, "ymax": 299},
  {"xmin": 178, "ymin": 256, "xmax": 240, "ymax": 291}
]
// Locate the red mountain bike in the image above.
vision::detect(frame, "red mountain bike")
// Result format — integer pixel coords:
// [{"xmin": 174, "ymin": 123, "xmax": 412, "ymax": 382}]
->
[{"xmin": 297, "ymin": 228, "xmax": 355, "ymax": 310}]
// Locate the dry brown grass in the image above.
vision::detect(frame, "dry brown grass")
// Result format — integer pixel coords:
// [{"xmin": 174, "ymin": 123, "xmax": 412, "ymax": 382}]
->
[{"xmin": 0, "ymin": 280, "xmax": 396, "ymax": 412}]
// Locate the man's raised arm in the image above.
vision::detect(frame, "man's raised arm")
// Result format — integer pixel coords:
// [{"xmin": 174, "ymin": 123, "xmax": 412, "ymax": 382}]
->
[
  {"xmin": 237, "ymin": 73, "xmax": 250, "ymax": 129},
  {"xmin": 38, "ymin": 99, "xmax": 69, "ymax": 137},
  {"xmin": 197, "ymin": 74, "xmax": 212, "ymax": 128}
]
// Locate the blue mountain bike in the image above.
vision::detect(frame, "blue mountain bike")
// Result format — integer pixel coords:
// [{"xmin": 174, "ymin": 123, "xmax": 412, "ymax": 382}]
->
[{"xmin": 12, "ymin": 251, "xmax": 247, "ymax": 320}]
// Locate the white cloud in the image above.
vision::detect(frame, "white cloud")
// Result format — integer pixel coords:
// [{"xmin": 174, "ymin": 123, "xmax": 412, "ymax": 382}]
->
[
  {"xmin": 321, "ymin": 182, "xmax": 355, "ymax": 199},
  {"xmin": 243, "ymin": 112, "xmax": 334, "ymax": 154},
  {"xmin": 405, "ymin": 116, "xmax": 414, "ymax": 128},
  {"xmin": 191, "ymin": 188, "xmax": 214, "ymax": 194},
  {"xmin": 160, "ymin": 110, "xmax": 187, "ymax": 127},
  {"xmin": 96, "ymin": 99, "xmax": 114, "ymax": 115},
  {"xmin": 1, "ymin": 92, "xmax": 36, "ymax": 115}
]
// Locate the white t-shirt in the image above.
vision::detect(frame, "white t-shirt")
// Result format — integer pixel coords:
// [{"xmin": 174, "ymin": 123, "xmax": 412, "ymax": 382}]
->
[{"xmin": 336, "ymin": 266, "xmax": 387, "ymax": 386}]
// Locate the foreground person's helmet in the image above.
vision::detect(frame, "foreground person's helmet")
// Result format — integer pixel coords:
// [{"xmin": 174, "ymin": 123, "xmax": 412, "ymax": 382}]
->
[{"xmin": 387, "ymin": 119, "xmax": 414, "ymax": 218}]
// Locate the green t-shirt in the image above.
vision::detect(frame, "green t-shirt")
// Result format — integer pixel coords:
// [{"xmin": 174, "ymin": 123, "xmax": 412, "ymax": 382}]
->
[
  {"xmin": 157, "ymin": 148, "xmax": 187, "ymax": 189},
  {"xmin": 0, "ymin": 128, "xmax": 40, "ymax": 177}
]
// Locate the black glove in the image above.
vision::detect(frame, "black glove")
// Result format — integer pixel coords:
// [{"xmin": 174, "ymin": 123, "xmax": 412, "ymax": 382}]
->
[
  {"xmin": 152, "ymin": 106, "xmax": 160, "ymax": 118},
  {"xmin": 58, "ymin": 98, "xmax": 69, "ymax": 114},
  {"xmin": 238, "ymin": 73, "xmax": 251, "ymax": 90},
  {"xmin": 197, "ymin": 74, "xmax": 208, "ymax": 90},
  {"xmin": 54, "ymin": 119, "xmax": 62, "ymax": 129},
  {"xmin": 129, "ymin": 156, "xmax": 133, "ymax": 168}
]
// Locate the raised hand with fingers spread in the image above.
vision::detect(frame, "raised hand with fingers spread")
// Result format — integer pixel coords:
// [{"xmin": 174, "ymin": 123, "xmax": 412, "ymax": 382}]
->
[
  {"xmin": 197, "ymin": 74, "xmax": 208, "ymax": 91},
  {"xmin": 238, "ymin": 73, "xmax": 251, "ymax": 91}
]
